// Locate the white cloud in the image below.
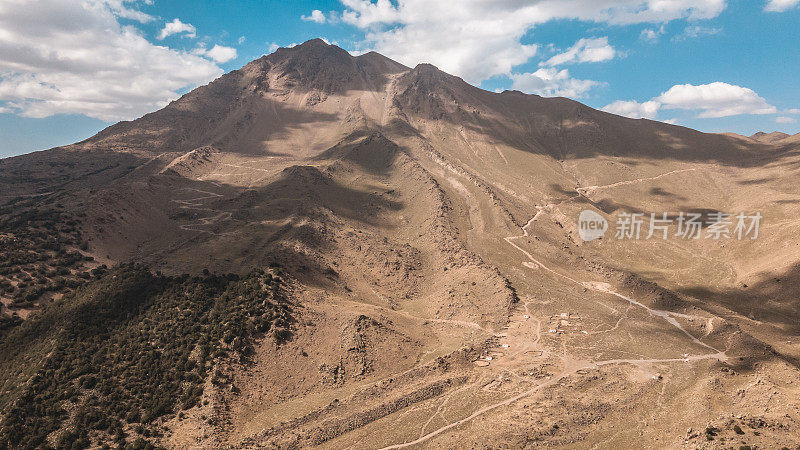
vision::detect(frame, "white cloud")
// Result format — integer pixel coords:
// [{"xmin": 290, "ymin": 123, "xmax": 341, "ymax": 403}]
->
[
  {"xmin": 684, "ymin": 25, "xmax": 721, "ymax": 37},
  {"xmin": 302, "ymin": 9, "xmax": 327, "ymax": 23},
  {"xmin": 602, "ymin": 100, "xmax": 661, "ymax": 119},
  {"xmin": 238, "ymin": 36, "xmax": 246, "ymax": 44},
  {"xmin": 335, "ymin": 0, "xmax": 727, "ymax": 84},
  {"xmin": 0, "ymin": 0, "xmax": 224, "ymax": 121},
  {"xmin": 158, "ymin": 18, "xmax": 196, "ymax": 40},
  {"xmin": 543, "ymin": 37, "xmax": 617, "ymax": 66},
  {"xmin": 267, "ymin": 42, "xmax": 298, "ymax": 54},
  {"xmin": 102, "ymin": 0, "xmax": 155, "ymax": 23},
  {"xmin": 510, "ymin": 68, "xmax": 599, "ymax": 98},
  {"xmin": 656, "ymin": 82, "xmax": 778, "ymax": 118},
  {"xmin": 640, "ymin": 25, "xmax": 665, "ymax": 42},
  {"xmin": 776, "ymin": 116, "xmax": 797, "ymax": 124},
  {"xmin": 603, "ymin": 82, "xmax": 782, "ymax": 120},
  {"xmin": 193, "ymin": 44, "xmax": 238, "ymax": 63},
  {"xmin": 360, "ymin": 17, "xmax": 538, "ymax": 84},
  {"xmin": 673, "ymin": 25, "xmax": 721, "ymax": 40},
  {"xmin": 340, "ymin": 0, "xmax": 399, "ymax": 27},
  {"xmin": 765, "ymin": 0, "xmax": 800, "ymax": 12}
]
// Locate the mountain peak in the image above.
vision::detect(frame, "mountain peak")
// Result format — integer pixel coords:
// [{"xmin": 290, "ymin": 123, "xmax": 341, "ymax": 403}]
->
[
  {"xmin": 269, "ymin": 38, "xmax": 352, "ymax": 62},
  {"xmin": 749, "ymin": 131, "xmax": 791, "ymax": 144},
  {"xmin": 413, "ymin": 62, "xmax": 438, "ymax": 70},
  {"xmin": 297, "ymin": 37, "xmax": 330, "ymax": 48}
]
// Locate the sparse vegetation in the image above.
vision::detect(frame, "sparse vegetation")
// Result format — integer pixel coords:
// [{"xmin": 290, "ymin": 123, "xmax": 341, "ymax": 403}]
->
[
  {"xmin": 0, "ymin": 264, "xmax": 294, "ymax": 448},
  {"xmin": 705, "ymin": 426, "xmax": 719, "ymax": 441},
  {"xmin": 0, "ymin": 203, "xmax": 96, "ymax": 318}
]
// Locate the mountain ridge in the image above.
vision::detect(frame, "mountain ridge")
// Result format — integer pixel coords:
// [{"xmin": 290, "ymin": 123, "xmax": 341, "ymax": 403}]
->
[{"xmin": 4, "ymin": 39, "xmax": 787, "ymax": 172}]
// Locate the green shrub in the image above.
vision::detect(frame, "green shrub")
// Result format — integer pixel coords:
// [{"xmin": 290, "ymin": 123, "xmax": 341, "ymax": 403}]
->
[{"xmin": 0, "ymin": 264, "xmax": 294, "ymax": 447}]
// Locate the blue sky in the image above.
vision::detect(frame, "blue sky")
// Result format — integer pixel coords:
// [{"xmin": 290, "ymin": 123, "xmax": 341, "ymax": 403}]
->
[{"xmin": 1, "ymin": 0, "xmax": 798, "ymax": 158}]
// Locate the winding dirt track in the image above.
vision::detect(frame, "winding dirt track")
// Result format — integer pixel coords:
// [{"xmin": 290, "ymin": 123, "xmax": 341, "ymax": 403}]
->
[
  {"xmin": 172, "ymin": 188, "xmax": 233, "ymax": 235},
  {"xmin": 380, "ymin": 173, "xmax": 728, "ymax": 448},
  {"xmin": 577, "ymin": 168, "xmax": 698, "ymax": 196}
]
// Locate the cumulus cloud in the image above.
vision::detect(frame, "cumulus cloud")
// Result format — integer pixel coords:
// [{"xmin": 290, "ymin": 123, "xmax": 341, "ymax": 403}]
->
[
  {"xmin": 603, "ymin": 82, "xmax": 782, "ymax": 120},
  {"xmin": 602, "ymin": 100, "xmax": 661, "ymax": 119},
  {"xmin": 776, "ymin": 116, "xmax": 797, "ymax": 124},
  {"xmin": 158, "ymin": 18, "xmax": 196, "ymax": 40},
  {"xmin": 656, "ymin": 82, "xmax": 778, "ymax": 118},
  {"xmin": 543, "ymin": 37, "xmax": 617, "ymax": 66},
  {"xmin": 325, "ymin": 0, "xmax": 728, "ymax": 84},
  {"xmin": 0, "ymin": 0, "xmax": 225, "ymax": 121},
  {"xmin": 193, "ymin": 44, "xmax": 238, "ymax": 63},
  {"xmin": 510, "ymin": 68, "xmax": 599, "ymax": 98},
  {"xmin": 340, "ymin": 0, "xmax": 399, "ymax": 28},
  {"xmin": 765, "ymin": 0, "xmax": 800, "ymax": 12},
  {"xmin": 302, "ymin": 9, "xmax": 327, "ymax": 23}
]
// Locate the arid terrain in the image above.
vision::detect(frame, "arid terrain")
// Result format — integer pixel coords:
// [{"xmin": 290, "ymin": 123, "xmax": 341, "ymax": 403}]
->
[{"xmin": 2, "ymin": 39, "xmax": 800, "ymax": 449}]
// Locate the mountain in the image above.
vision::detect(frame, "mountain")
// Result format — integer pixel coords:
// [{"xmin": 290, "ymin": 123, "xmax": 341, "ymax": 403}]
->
[
  {"xmin": 750, "ymin": 131, "xmax": 792, "ymax": 144},
  {"xmin": 781, "ymin": 132, "xmax": 800, "ymax": 145},
  {"xmin": 2, "ymin": 39, "xmax": 800, "ymax": 448}
]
